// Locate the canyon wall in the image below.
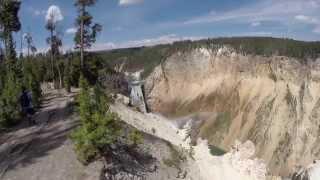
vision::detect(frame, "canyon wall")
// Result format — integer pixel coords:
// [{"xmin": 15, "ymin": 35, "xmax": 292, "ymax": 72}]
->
[{"xmin": 145, "ymin": 47, "xmax": 320, "ymax": 177}]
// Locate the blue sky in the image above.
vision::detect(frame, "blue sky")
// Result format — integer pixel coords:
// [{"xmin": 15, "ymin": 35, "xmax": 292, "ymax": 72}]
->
[{"xmin": 17, "ymin": 0, "xmax": 320, "ymax": 52}]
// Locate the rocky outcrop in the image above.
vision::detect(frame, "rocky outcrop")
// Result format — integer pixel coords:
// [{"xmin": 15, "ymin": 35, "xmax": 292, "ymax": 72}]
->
[
  {"xmin": 193, "ymin": 139, "xmax": 267, "ymax": 180},
  {"xmin": 111, "ymin": 100, "xmax": 270, "ymax": 180},
  {"xmin": 145, "ymin": 46, "xmax": 320, "ymax": 177},
  {"xmin": 291, "ymin": 160, "xmax": 320, "ymax": 180}
]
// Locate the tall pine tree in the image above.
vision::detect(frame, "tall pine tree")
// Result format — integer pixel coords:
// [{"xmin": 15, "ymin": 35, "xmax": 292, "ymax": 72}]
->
[
  {"xmin": 0, "ymin": 0, "xmax": 21, "ymax": 61},
  {"xmin": 23, "ymin": 32, "xmax": 37, "ymax": 57},
  {"xmin": 0, "ymin": 1, "xmax": 42, "ymax": 128},
  {"xmin": 71, "ymin": 77, "xmax": 122, "ymax": 164},
  {"xmin": 74, "ymin": 0, "xmax": 102, "ymax": 69},
  {"xmin": 45, "ymin": 5, "xmax": 63, "ymax": 87},
  {"xmin": 0, "ymin": 0, "xmax": 22, "ymax": 128}
]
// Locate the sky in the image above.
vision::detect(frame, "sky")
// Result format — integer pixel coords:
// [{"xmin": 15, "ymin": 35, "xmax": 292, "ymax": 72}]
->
[{"xmin": 16, "ymin": 0, "xmax": 320, "ymax": 52}]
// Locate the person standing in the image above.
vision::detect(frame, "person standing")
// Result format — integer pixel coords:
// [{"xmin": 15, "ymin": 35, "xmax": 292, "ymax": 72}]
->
[{"xmin": 20, "ymin": 86, "xmax": 36, "ymax": 125}]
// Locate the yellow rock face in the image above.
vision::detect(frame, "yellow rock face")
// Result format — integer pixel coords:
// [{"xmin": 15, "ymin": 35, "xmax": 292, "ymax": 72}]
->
[{"xmin": 145, "ymin": 47, "xmax": 320, "ymax": 177}]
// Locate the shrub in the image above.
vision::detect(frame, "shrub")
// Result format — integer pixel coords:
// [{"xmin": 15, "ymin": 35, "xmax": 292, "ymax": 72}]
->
[
  {"xmin": 0, "ymin": 71, "xmax": 22, "ymax": 127},
  {"xmin": 0, "ymin": 58, "xmax": 42, "ymax": 129},
  {"xmin": 64, "ymin": 76, "xmax": 71, "ymax": 93},
  {"xmin": 64, "ymin": 67, "xmax": 71, "ymax": 93},
  {"xmin": 26, "ymin": 71, "xmax": 42, "ymax": 108},
  {"xmin": 128, "ymin": 129, "xmax": 144, "ymax": 148},
  {"xmin": 22, "ymin": 59, "xmax": 42, "ymax": 108},
  {"xmin": 71, "ymin": 76, "xmax": 122, "ymax": 164},
  {"xmin": 70, "ymin": 127, "xmax": 99, "ymax": 164}
]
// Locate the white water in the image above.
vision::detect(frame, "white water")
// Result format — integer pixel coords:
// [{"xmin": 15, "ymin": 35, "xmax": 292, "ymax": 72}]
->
[{"xmin": 309, "ymin": 161, "xmax": 320, "ymax": 180}]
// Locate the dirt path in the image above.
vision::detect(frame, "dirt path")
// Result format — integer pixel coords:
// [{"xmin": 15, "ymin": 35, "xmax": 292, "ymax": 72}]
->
[{"xmin": 0, "ymin": 90, "xmax": 103, "ymax": 180}]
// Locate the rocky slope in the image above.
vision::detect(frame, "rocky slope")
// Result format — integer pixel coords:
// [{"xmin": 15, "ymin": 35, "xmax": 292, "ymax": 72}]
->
[
  {"xmin": 145, "ymin": 46, "xmax": 320, "ymax": 177},
  {"xmin": 111, "ymin": 100, "xmax": 269, "ymax": 180}
]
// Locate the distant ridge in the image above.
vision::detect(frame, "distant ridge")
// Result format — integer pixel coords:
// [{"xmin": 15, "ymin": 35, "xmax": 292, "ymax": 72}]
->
[
  {"xmin": 95, "ymin": 36, "xmax": 320, "ymax": 53},
  {"xmin": 93, "ymin": 36, "xmax": 320, "ymax": 77}
]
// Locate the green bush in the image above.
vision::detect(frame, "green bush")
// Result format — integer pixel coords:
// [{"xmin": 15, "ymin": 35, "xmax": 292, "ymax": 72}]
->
[
  {"xmin": 63, "ymin": 64, "xmax": 71, "ymax": 93},
  {"xmin": 128, "ymin": 129, "xmax": 144, "ymax": 148},
  {"xmin": 70, "ymin": 127, "xmax": 99, "ymax": 164},
  {"xmin": 0, "ymin": 70, "xmax": 22, "ymax": 127},
  {"xmin": 71, "ymin": 76, "xmax": 122, "ymax": 164},
  {"xmin": 25, "ymin": 70, "xmax": 42, "ymax": 108},
  {"xmin": 64, "ymin": 76, "xmax": 71, "ymax": 93}
]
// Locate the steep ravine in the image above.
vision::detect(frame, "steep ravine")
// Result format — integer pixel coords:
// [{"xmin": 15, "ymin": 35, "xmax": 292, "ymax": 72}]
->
[{"xmin": 145, "ymin": 47, "xmax": 320, "ymax": 177}]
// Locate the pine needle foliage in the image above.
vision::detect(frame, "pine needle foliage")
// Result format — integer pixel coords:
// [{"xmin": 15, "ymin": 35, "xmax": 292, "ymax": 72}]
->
[
  {"xmin": 71, "ymin": 76, "xmax": 122, "ymax": 164},
  {"xmin": 0, "ymin": 70, "xmax": 21, "ymax": 127}
]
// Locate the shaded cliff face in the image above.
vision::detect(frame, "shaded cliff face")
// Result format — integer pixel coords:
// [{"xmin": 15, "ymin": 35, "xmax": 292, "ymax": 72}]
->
[{"xmin": 145, "ymin": 47, "xmax": 320, "ymax": 177}]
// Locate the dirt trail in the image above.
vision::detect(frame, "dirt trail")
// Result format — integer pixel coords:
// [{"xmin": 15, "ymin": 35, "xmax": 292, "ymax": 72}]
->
[{"xmin": 0, "ymin": 90, "xmax": 103, "ymax": 180}]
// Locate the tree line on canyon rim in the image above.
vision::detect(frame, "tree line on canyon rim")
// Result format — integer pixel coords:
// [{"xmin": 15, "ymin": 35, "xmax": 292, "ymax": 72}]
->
[{"xmin": 97, "ymin": 37, "xmax": 320, "ymax": 78}]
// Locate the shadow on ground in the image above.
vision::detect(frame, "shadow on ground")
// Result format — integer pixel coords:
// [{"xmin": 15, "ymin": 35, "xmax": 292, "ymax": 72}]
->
[{"xmin": 0, "ymin": 91, "xmax": 79, "ymax": 177}]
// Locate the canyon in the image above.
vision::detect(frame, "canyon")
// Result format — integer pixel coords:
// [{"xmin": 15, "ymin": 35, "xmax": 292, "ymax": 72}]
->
[{"xmin": 144, "ymin": 46, "xmax": 320, "ymax": 178}]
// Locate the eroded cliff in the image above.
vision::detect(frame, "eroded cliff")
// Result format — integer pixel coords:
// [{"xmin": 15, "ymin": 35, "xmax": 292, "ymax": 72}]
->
[{"xmin": 145, "ymin": 47, "xmax": 320, "ymax": 177}]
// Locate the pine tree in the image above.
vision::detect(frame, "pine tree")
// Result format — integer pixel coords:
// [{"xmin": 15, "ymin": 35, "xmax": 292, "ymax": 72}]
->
[
  {"xmin": 0, "ymin": 0, "xmax": 23, "ymax": 128},
  {"xmin": 71, "ymin": 77, "xmax": 122, "ymax": 164},
  {"xmin": 0, "ymin": 2, "xmax": 42, "ymax": 129},
  {"xmin": 45, "ymin": 6, "xmax": 63, "ymax": 86},
  {"xmin": 0, "ymin": 70, "xmax": 21, "ymax": 127},
  {"xmin": 0, "ymin": 45, "xmax": 4, "ymax": 62},
  {"xmin": 74, "ymin": 0, "xmax": 102, "ymax": 69},
  {"xmin": 78, "ymin": 75, "xmax": 92, "ymax": 122},
  {"xmin": 23, "ymin": 32, "xmax": 37, "ymax": 57},
  {"xmin": 128, "ymin": 129, "xmax": 144, "ymax": 148},
  {"xmin": 64, "ymin": 62, "xmax": 72, "ymax": 93},
  {"xmin": 23, "ymin": 60, "xmax": 42, "ymax": 108},
  {"xmin": 0, "ymin": 0, "xmax": 21, "ymax": 61}
]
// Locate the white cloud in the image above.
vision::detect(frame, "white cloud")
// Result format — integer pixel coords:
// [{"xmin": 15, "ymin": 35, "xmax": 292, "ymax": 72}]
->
[
  {"xmin": 251, "ymin": 22, "xmax": 261, "ymax": 27},
  {"xmin": 239, "ymin": 31, "xmax": 273, "ymax": 36},
  {"xmin": 295, "ymin": 15, "xmax": 319, "ymax": 24},
  {"xmin": 34, "ymin": 10, "xmax": 46, "ymax": 16},
  {"xmin": 294, "ymin": 15, "xmax": 320, "ymax": 34},
  {"xmin": 89, "ymin": 43, "xmax": 117, "ymax": 51},
  {"xmin": 45, "ymin": 5, "xmax": 63, "ymax": 23},
  {"xmin": 184, "ymin": 0, "xmax": 319, "ymax": 25},
  {"xmin": 180, "ymin": 0, "xmax": 320, "ymax": 36},
  {"xmin": 66, "ymin": 27, "xmax": 77, "ymax": 34},
  {"xmin": 295, "ymin": 15, "xmax": 310, "ymax": 21},
  {"xmin": 90, "ymin": 34, "xmax": 203, "ymax": 51},
  {"xmin": 119, "ymin": 0, "xmax": 143, "ymax": 6},
  {"xmin": 27, "ymin": 6, "xmax": 46, "ymax": 16}
]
